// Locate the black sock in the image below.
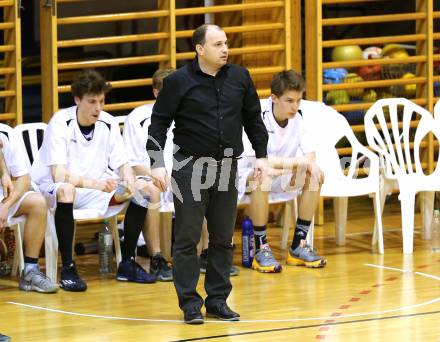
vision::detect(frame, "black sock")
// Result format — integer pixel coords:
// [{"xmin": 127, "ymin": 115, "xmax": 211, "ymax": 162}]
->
[
  {"xmin": 253, "ymin": 225, "xmax": 268, "ymax": 251},
  {"xmin": 55, "ymin": 202, "xmax": 75, "ymax": 266},
  {"xmin": 291, "ymin": 218, "xmax": 311, "ymax": 250},
  {"xmin": 122, "ymin": 201, "xmax": 147, "ymax": 261},
  {"xmin": 24, "ymin": 256, "xmax": 38, "ymax": 264}
]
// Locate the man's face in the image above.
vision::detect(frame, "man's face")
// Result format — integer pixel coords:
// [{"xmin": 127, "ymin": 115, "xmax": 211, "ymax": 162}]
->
[
  {"xmin": 197, "ymin": 28, "xmax": 228, "ymax": 68},
  {"xmin": 75, "ymin": 93, "xmax": 105, "ymax": 125},
  {"xmin": 271, "ymin": 90, "xmax": 303, "ymax": 121}
]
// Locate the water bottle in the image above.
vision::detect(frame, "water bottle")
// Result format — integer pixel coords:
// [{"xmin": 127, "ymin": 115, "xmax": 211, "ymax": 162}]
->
[
  {"xmin": 99, "ymin": 219, "xmax": 113, "ymax": 274},
  {"xmin": 432, "ymin": 209, "xmax": 440, "ymax": 253},
  {"xmin": 241, "ymin": 216, "xmax": 254, "ymax": 267}
]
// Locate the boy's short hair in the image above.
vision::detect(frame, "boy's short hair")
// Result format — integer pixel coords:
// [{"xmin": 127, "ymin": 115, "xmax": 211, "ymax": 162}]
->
[
  {"xmin": 152, "ymin": 68, "xmax": 175, "ymax": 92},
  {"xmin": 71, "ymin": 69, "xmax": 112, "ymax": 99},
  {"xmin": 271, "ymin": 70, "xmax": 306, "ymax": 97}
]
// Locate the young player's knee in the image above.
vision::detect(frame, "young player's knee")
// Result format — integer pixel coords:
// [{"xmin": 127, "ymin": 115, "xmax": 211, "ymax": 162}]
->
[
  {"xmin": 57, "ymin": 183, "xmax": 76, "ymax": 202},
  {"xmin": 133, "ymin": 178, "xmax": 161, "ymax": 209},
  {"xmin": 31, "ymin": 193, "xmax": 48, "ymax": 214},
  {"xmin": 18, "ymin": 193, "xmax": 47, "ymax": 216}
]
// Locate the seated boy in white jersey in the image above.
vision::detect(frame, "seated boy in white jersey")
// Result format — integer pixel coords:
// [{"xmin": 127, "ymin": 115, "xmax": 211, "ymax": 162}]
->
[
  {"xmin": 31, "ymin": 70, "xmax": 156, "ymax": 291},
  {"xmin": 0, "ymin": 134, "xmax": 58, "ymax": 293},
  {"xmin": 123, "ymin": 68, "xmax": 175, "ymax": 281},
  {"xmin": 245, "ymin": 70, "xmax": 326, "ymax": 272}
]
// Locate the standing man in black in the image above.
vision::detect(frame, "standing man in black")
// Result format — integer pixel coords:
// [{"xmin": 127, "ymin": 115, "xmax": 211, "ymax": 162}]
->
[{"xmin": 147, "ymin": 24, "xmax": 268, "ymax": 324}]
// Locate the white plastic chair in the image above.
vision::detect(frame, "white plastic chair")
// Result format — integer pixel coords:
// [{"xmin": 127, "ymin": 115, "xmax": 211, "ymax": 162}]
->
[
  {"xmin": 303, "ymin": 104, "xmax": 384, "ymax": 254},
  {"xmin": 12, "ymin": 122, "xmax": 47, "ymax": 171},
  {"xmin": 364, "ymin": 98, "xmax": 440, "ymax": 254},
  {"xmin": 8, "ymin": 216, "xmax": 27, "ymax": 277},
  {"xmin": 113, "ymin": 115, "xmax": 127, "ymax": 132},
  {"xmin": 13, "ymin": 122, "xmax": 127, "ymax": 281},
  {"xmin": 0, "ymin": 123, "xmax": 29, "ymax": 276}
]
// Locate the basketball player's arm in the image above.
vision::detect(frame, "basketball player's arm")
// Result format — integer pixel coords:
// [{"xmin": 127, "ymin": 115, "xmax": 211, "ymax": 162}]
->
[
  {"xmin": 0, "ymin": 174, "xmax": 31, "ymax": 230},
  {"xmin": 50, "ymin": 164, "xmax": 117, "ymax": 193},
  {"xmin": 268, "ymin": 153, "xmax": 315, "ymax": 171},
  {"xmin": 0, "ymin": 148, "xmax": 13, "ymax": 199}
]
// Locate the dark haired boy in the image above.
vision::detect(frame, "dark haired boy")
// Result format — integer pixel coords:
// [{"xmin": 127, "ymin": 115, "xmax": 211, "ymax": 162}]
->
[{"xmin": 32, "ymin": 69, "xmax": 156, "ymax": 291}]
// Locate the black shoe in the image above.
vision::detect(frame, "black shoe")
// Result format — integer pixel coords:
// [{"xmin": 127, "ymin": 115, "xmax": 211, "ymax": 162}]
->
[
  {"xmin": 60, "ymin": 262, "xmax": 87, "ymax": 292},
  {"xmin": 183, "ymin": 307, "xmax": 204, "ymax": 324},
  {"xmin": 206, "ymin": 302, "xmax": 240, "ymax": 321}
]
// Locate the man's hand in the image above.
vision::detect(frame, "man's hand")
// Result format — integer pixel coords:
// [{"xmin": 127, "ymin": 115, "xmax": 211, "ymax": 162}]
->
[
  {"xmin": 1, "ymin": 173, "xmax": 13, "ymax": 200},
  {"xmin": 253, "ymin": 158, "xmax": 268, "ymax": 185},
  {"xmin": 151, "ymin": 167, "xmax": 169, "ymax": 192},
  {"xmin": 0, "ymin": 202, "xmax": 9, "ymax": 232}
]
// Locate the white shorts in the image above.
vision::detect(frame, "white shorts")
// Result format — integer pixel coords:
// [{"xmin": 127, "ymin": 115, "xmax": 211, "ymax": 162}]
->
[
  {"xmin": 0, "ymin": 189, "xmax": 34, "ymax": 221},
  {"xmin": 37, "ymin": 182, "xmax": 114, "ymax": 216}
]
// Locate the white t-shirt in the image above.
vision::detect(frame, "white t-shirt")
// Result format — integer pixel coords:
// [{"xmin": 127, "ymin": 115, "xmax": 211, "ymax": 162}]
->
[
  {"xmin": 123, "ymin": 103, "xmax": 174, "ymax": 173},
  {"xmin": 31, "ymin": 106, "xmax": 127, "ymax": 185},
  {"xmin": 262, "ymin": 97, "xmax": 314, "ymax": 158},
  {"xmin": 1, "ymin": 132, "xmax": 28, "ymax": 178}
]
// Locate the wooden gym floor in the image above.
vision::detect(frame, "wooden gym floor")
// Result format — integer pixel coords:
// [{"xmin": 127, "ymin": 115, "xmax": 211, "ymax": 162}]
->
[{"xmin": 0, "ymin": 195, "xmax": 439, "ymax": 341}]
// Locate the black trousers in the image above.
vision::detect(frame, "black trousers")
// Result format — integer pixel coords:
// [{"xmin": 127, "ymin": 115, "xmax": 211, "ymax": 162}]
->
[{"xmin": 171, "ymin": 151, "xmax": 238, "ymax": 311}]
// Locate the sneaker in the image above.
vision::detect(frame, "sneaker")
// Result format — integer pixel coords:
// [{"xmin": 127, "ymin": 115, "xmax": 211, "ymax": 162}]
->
[
  {"xmin": 19, "ymin": 266, "xmax": 59, "ymax": 293},
  {"xmin": 60, "ymin": 263, "xmax": 87, "ymax": 292},
  {"xmin": 287, "ymin": 241, "xmax": 327, "ymax": 268},
  {"xmin": 0, "ymin": 333, "xmax": 10, "ymax": 342},
  {"xmin": 252, "ymin": 246, "xmax": 282, "ymax": 273},
  {"xmin": 150, "ymin": 253, "xmax": 173, "ymax": 282},
  {"xmin": 116, "ymin": 258, "xmax": 156, "ymax": 283},
  {"xmin": 200, "ymin": 249, "xmax": 239, "ymax": 276},
  {"xmin": 229, "ymin": 265, "xmax": 240, "ymax": 277}
]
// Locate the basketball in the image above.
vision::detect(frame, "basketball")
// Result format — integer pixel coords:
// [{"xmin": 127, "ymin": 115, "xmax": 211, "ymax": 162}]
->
[{"xmin": 331, "ymin": 45, "xmax": 363, "ymax": 62}]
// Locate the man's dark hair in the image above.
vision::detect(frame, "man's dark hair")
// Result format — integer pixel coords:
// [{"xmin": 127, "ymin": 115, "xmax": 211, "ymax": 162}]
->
[
  {"xmin": 191, "ymin": 24, "xmax": 223, "ymax": 52},
  {"xmin": 271, "ymin": 70, "xmax": 306, "ymax": 97},
  {"xmin": 71, "ymin": 69, "xmax": 112, "ymax": 99},
  {"xmin": 152, "ymin": 68, "xmax": 175, "ymax": 91}
]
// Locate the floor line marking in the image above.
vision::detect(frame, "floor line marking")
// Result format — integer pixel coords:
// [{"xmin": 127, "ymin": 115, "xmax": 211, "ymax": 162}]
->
[{"xmin": 6, "ymin": 263, "xmax": 440, "ymax": 324}]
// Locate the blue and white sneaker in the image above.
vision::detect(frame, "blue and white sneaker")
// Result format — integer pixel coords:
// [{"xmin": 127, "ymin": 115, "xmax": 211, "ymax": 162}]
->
[{"xmin": 116, "ymin": 258, "xmax": 156, "ymax": 283}]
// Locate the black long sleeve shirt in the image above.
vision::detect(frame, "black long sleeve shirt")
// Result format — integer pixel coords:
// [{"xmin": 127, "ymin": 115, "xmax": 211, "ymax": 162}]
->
[{"xmin": 146, "ymin": 58, "xmax": 268, "ymax": 168}]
